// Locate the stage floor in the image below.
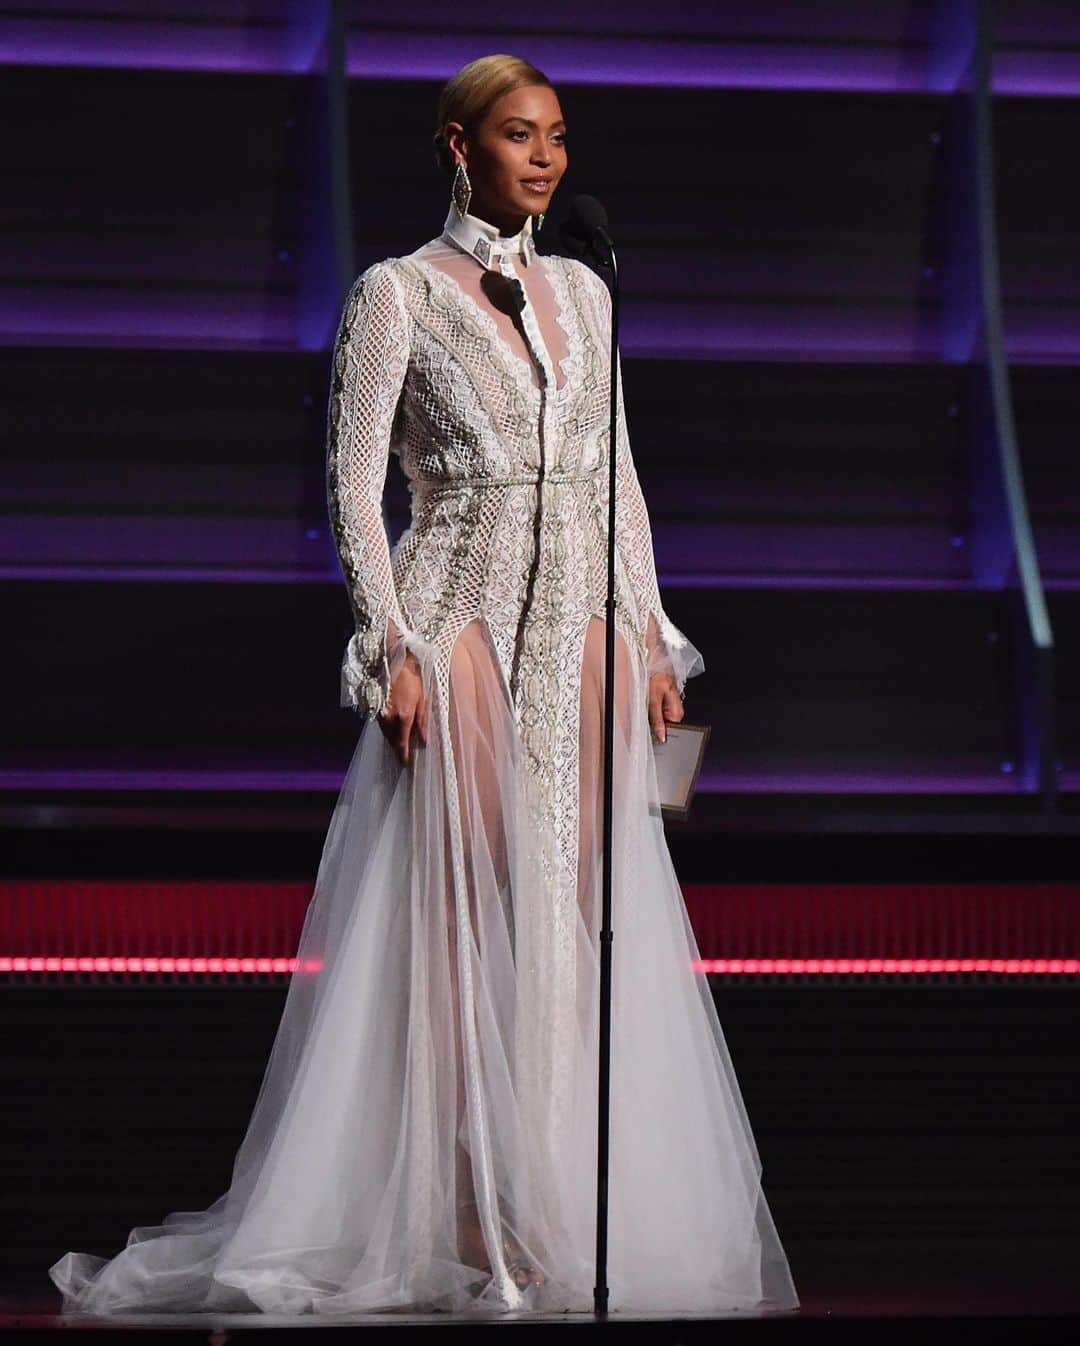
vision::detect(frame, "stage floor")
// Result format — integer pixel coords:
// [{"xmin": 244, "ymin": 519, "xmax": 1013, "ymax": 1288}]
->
[{"xmin": 3, "ymin": 1275, "xmax": 1079, "ymax": 1340}]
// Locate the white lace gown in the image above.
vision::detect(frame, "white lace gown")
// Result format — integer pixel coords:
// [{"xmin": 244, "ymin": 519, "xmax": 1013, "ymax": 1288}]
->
[{"xmin": 48, "ymin": 206, "xmax": 800, "ymax": 1318}]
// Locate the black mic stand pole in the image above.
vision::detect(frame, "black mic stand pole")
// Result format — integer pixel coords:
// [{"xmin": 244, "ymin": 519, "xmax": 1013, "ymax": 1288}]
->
[{"xmin": 592, "ymin": 225, "xmax": 618, "ymax": 1320}]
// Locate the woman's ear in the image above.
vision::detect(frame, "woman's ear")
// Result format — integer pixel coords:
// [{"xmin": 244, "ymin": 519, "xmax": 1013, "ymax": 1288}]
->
[{"xmin": 444, "ymin": 120, "xmax": 467, "ymax": 163}]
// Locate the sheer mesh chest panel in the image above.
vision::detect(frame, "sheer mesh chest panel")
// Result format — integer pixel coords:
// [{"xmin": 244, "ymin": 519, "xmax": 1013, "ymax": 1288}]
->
[{"xmin": 410, "ymin": 239, "xmax": 571, "ymax": 393}]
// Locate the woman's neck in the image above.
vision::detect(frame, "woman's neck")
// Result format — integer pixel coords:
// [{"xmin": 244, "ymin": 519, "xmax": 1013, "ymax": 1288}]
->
[{"xmin": 470, "ymin": 201, "xmax": 529, "ymax": 237}]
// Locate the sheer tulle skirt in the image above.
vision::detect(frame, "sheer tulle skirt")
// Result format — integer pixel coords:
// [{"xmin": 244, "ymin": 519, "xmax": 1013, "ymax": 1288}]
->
[{"xmin": 49, "ymin": 616, "xmax": 799, "ymax": 1317}]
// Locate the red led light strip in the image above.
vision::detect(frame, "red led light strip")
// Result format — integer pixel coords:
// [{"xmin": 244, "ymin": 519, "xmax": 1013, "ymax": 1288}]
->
[
  {"xmin": 0, "ymin": 956, "xmax": 322, "ymax": 975},
  {"xmin": 2, "ymin": 956, "xmax": 1079, "ymax": 977},
  {"xmin": 696, "ymin": 957, "xmax": 1080, "ymax": 975}
]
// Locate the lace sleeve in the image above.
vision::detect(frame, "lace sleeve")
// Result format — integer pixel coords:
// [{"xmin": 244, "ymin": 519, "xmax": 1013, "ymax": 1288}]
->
[
  {"xmin": 325, "ymin": 260, "xmax": 412, "ymax": 717},
  {"xmin": 579, "ymin": 262, "xmax": 704, "ymax": 693}
]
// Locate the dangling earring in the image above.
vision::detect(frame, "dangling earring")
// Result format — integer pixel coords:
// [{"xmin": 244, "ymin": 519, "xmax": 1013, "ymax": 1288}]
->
[
  {"xmin": 536, "ymin": 211, "xmax": 545, "ymax": 232},
  {"xmin": 452, "ymin": 159, "xmax": 472, "ymax": 221}
]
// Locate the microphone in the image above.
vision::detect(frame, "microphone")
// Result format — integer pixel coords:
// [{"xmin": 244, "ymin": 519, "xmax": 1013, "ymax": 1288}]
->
[
  {"xmin": 558, "ymin": 194, "xmax": 614, "ymax": 263},
  {"xmin": 480, "ymin": 271, "xmax": 527, "ymax": 317},
  {"xmin": 504, "ymin": 277, "xmax": 526, "ymax": 315}
]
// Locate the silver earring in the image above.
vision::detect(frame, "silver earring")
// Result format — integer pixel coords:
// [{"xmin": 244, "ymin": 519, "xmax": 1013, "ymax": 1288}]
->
[
  {"xmin": 452, "ymin": 159, "xmax": 472, "ymax": 221},
  {"xmin": 536, "ymin": 211, "xmax": 545, "ymax": 232}
]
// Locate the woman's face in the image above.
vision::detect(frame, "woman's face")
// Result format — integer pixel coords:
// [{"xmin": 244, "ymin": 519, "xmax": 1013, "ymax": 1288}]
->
[{"xmin": 446, "ymin": 83, "xmax": 567, "ymax": 233}]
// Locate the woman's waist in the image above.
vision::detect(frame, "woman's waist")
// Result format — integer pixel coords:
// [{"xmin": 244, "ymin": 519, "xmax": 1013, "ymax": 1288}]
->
[{"xmin": 408, "ymin": 467, "xmax": 604, "ymax": 496}]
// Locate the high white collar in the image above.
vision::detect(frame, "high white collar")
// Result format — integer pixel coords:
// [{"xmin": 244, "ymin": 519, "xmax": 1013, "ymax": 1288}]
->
[{"xmin": 441, "ymin": 203, "xmax": 537, "ymax": 270}]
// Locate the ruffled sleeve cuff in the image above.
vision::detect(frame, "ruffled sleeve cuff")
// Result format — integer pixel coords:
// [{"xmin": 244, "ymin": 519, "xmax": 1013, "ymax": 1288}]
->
[
  {"xmin": 340, "ymin": 623, "xmax": 392, "ymax": 718},
  {"xmin": 646, "ymin": 611, "xmax": 705, "ymax": 695},
  {"xmin": 340, "ymin": 618, "xmax": 439, "ymax": 718}
]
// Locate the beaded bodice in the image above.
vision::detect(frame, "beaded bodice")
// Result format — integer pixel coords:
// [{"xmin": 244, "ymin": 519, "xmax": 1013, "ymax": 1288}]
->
[{"xmin": 325, "ymin": 206, "xmax": 694, "ymax": 720}]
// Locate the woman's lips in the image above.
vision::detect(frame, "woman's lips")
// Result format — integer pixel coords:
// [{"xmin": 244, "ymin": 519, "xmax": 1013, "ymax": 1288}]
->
[{"xmin": 522, "ymin": 180, "xmax": 551, "ymax": 194}]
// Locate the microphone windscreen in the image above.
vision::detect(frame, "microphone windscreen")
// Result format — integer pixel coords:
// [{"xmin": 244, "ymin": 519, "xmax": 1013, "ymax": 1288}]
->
[
  {"xmin": 569, "ymin": 194, "xmax": 608, "ymax": 238},
  {"xmin": 559, "ymin": 194, "xmax": 611, "ymax": 259},
  {"xmin": 506, "ymin": 278, "xmax": 526, "ymax": 314}
]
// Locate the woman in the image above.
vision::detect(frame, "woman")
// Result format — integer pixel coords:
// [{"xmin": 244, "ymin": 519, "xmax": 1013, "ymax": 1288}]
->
[{"xmin": 49, "ymin": 54, "xmax": 799, "ymax": 1318}]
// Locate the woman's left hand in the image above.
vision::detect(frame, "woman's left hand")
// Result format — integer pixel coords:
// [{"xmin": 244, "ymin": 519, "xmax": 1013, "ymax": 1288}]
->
[{"xmin": 648, "ymin": 671, "xmax": 684, "ymax": 743}]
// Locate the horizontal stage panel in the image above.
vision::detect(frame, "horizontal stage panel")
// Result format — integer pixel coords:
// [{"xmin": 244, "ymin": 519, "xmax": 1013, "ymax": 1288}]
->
[
  {"xmin": 3, "ymin": 3, "xmax": 1079, "ymax": 96},
  {"xmin": 0, "ymin": 583, "xmax": 1025, "ymax": 780},
  {"xmin": 7, "ymin": 309, "xmax": 1080, "ymax": 364},
  {"xmin": 0, "ymin": 748, "xmax": 1055, "ymax": 798},
  {"xmin": 0, "ymin": 290, "xmax": 299, "ymax": 351},
  {"xmin": 0, "ymin": 520, "xmax": 978, "ymax": 588}
]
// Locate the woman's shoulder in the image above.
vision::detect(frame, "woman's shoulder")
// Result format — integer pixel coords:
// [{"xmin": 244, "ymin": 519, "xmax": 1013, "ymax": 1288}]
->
[
  {"xmin": 350, "ymin": 256, "xmax": 408, "ymax": 289},
  {"xmin": 339, "ymin": 257, "xmax": 415, "ymax": 318},
  {"xmin": 331, "ymin": 260, "xmax": 415, "ymax": 350}
]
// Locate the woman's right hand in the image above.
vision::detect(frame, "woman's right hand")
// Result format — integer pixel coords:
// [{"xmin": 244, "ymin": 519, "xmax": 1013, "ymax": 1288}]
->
[{"xmin": 377, "ymin": 651, "xmax": 429, "ymax": 766}]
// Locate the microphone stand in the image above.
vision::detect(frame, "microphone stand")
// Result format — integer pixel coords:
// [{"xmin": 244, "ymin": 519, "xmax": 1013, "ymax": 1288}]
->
[{"xmin": 557, "ymin": 199, "xmax": 619, "ymax": 1320}]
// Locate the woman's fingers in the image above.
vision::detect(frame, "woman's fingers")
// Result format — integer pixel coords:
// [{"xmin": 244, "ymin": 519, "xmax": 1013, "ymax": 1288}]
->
[
  {"xmin": 398, "ymin": 710, "xmax": 415, "ymax": 766},
  {"xmin": 382, "ymin": 655, "xmax": 428, "ymax": 766},
  {"xmin": 648, "ymin": 675, "xmax": 684, "ymax": 743},
  {"xmin": 649, "ymin": 687, "xmax": 667, "ymax": 743},
  {"xmin": 406, "ymin": 689, "xmax": 430, "ymax": 760},
  {"xmin": 381, "ymin": 696, "xmax": 428, "ymax": 767}
]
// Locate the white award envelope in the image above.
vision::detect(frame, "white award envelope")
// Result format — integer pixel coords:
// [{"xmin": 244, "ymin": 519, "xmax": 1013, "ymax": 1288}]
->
[{"xmin": 651, "ymin": 722, "xmax": 710, "ymax": 820}]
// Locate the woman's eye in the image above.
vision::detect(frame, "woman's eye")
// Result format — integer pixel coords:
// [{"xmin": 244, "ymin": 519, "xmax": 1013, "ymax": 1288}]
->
[{"xmin": 509, "ymin": 130, "xmax": 566, "ymax": 144}]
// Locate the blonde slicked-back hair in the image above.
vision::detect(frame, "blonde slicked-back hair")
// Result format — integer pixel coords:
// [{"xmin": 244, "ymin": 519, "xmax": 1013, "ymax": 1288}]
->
[{"xmin": 432, "ymin": 53, "xmax": 555, "ymax": 176}]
